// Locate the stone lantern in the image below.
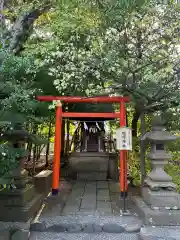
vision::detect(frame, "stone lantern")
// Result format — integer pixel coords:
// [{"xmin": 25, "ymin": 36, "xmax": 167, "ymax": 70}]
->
[
  {"xmin": 0, "ymin": 128, "xmax": 43, "ymax": 222},
  {"xmin": 143, "ymin": 117, "xmax": 176, "ymax": 191},
  {"xmin": 135, "ymin": 116, "xmax": 180, "ymax": 225}
]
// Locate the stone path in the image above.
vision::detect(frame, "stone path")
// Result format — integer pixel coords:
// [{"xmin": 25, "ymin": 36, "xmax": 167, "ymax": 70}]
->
[
  {"xmin": 37, "ymin": 180, "xmax": 142, "ymax": 217},
  {"xmin": 30, "ymin": 180, "xmax": 143, "ymax": 239},
  {"xmin": 29, "ymin": 180, "xmax": 180, "ymax": 240}
]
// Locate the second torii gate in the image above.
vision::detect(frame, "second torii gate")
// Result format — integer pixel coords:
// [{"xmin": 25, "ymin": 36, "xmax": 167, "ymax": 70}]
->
[{"xmin": 36, "ymin": 95, "xmax": 130, "ymax": 197}]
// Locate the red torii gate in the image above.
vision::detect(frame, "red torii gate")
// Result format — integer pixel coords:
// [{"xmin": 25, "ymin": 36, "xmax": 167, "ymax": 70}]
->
[{"xmin": 36, "ymin": 95, "xmax": 130, "ymax": 197}]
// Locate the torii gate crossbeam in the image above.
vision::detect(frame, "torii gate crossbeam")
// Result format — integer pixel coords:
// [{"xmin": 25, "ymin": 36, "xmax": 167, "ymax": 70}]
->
[{"xmin": 36, "ymin": 95, "xmax": 130, "ymax": 198}]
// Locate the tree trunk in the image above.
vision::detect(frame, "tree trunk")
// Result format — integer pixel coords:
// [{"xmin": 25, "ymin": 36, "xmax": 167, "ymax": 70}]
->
[
  {"xmin": 32, "ymin": 145, "xmax": 37, "ymax": 176},
  {"xmin": 27, "ymin": 143, "xmax": 32, "ymax": 161},
  {"xmin": 61, "ymin": 119, "xmax": 65, "ymax": 157},
  {"xmin": 66, "ymin": 119, "xmax": 70, "ymax": 155},
  {"xmin": 140, "ymin": 112, "xmax": 146, "ymax": 187},
  {"xmin": 126, "ymin": 112, "xmax": 128, "ymax": 127},
  {"xmin": 31, "ymin": 123, "xmax": 38, "ymax": 175},
  {"xmin": 8, "ymin": 5, "xmax": 51, "ymax": 54},
  {"xmin": 132, "ymin": 110, "xmax": 140, "ymax": 137},
  {"xmin": 45, "ymin": 118, "xmax": 52, "ymax": 167},
  {"xmin": 0, "ymin": 0, "xmax": 5, "ymax": 27},
  {"xmin": 80, "ymin": 122, "xmax": 84, "ymax": 151}
]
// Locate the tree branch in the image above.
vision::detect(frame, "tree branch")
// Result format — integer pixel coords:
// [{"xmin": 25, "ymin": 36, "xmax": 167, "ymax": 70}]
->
[
  {"xmin": 0, "ymin": 0, "xmax": 5, "ymax": 26},
  {"xmin": 8, "ymin": 4, "xmax": 51, "ymax": 54}
]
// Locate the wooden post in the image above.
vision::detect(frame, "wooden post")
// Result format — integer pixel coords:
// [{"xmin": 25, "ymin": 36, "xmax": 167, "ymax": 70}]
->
[
  {"xmin": 52, "ymin": 102, "xmax": 62, "ymax": 195},
  {"xmin": 120, "ymin": 101, "xmax": 128, "ymax": 198},
  {"xmin": 66, "ymin": 119, "xmax": 70, "ymax": 156},
  {"xmin": 80, "ymin": 122, "xmax": 84, "ymax": 152},
  {"xmin": 140, "ymin": 112, "xmax": 146, "ymax": 187}
]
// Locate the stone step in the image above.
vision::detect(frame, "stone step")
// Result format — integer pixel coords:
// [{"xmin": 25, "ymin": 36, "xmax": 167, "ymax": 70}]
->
[
  {"xmin": 140, "ymin": 226, "xmax": 180, "ymax": 240},
  {"xmin": 30, "ymin": 215, "xmax": 142, "ymax": 234},
  {"xmin": 71, "ymin": 152, "xmax": 109, "ymax": 157},
  {"xmin": 30, "ymin": 232, "xmax": 140, "ymax": 240}
]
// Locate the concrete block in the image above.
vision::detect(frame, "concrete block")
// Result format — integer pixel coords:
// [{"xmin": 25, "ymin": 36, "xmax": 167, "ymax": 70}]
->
[
  {"xmin": 30, "ymin": 221, "xmax": 46, "ymax": 232},
  {"xmin": 34, "ymin": 170, "xmax": 52, "ymax": 195},
  {"xmin": 108, "ymin": 156, "xmax": 119, "ymax": 181}
]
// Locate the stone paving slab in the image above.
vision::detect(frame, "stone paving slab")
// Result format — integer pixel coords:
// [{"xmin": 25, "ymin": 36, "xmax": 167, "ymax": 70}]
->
[
  {"xmin": 97, "ymin": 189, "xmax": 110, "ymax": 201},
  {"xmin": 97, "ymin": 181, "xmax": 109, "ymax": 189},
  {"xmin": 39, "ymin": 181, "xmax": 142, "ymax": 218},
  {"xmin": 73, "ymin": 182, "xmax": 86, "ymax": 189},
  {"xmin": 108, "ymin": 182, "xmax": 120, "ymax": 193},
  {"xmin": 30, "ymin": 232, "xmax": 140, "ymax": 240},
  {"xmin": 97, "ymin": 201, "xmax": 112, "ymax": 214}
]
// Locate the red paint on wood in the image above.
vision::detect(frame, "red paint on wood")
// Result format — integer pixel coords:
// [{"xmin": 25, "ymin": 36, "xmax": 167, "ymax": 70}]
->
[
  {"xmin": 120, "ymin": 101, "xmax": 128, "ymax": 193},
  {"xmin": 36, "ymin": 95, "xmax": 130, "ymax": 103},
  {"xmin": 62, "ymin": 112, "xmax": 120, "ymax": 118},
  {"xmin": 52, "ymin": 104, "xmax": 62, "ymax": 192}
]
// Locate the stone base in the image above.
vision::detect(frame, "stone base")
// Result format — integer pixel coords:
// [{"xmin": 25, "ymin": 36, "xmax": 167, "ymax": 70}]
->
[
  {"xmin": 134, "ymin": 196, "xmax": 180, "ymax": 226},
  {"xmin": 0, "ymin": 219, "xmax": 31, "ymax": 240},
  {"xmin": 142, "ymin": 187, "xmax": 180, "ymax": 209},
  {"xmin": 69, "ymin": 152, "xmax": 109, "ymax": 172},
  {"xmin": 108, "ymin": 153, "xmax": 119, "ymax": 181},
  {"xmin": 69, "ymin": 152, "xmax": 109, "ymax": 181},
  {"xmin": 77, "ymin": 172, "xmax": 107, "ymax": 181},
  {"xmin": 0, "ymin": 185, "xmax": 35, "ymax": 206},
  {"xmin": 0, "ymin": 193, "xmax": 43, "ymax": 222},
  {"xmin": 34, "ymin": 170, "xmax": 52, "ymax": 195},
  {"xmin": 140, "ymin": 226, "xmax": 180, "ymax": 240}
]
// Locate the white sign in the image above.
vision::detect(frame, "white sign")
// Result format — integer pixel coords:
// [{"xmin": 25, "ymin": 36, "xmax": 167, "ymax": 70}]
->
[{"xmin": 116, "ymin": 127, "xmax": 132, "ymax": 151}]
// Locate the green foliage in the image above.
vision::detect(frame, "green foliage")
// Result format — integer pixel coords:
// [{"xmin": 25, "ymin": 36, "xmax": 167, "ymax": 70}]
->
[
  {"xmin": 0, "ymin": 51, "xmax": 53, "ymax": 178},
  {"xmin": 0, "ymin": 0, "xmax": 180, "ymax": 188},
  {"xmin": 0, "ymin": 144, "xmax": 23, "ymax": 177}
]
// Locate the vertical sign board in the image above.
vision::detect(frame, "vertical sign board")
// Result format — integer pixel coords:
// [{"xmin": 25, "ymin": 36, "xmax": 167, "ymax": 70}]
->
[{"xmin": 116, "ymin": 127, "xmax": 132, "ymax": 151}]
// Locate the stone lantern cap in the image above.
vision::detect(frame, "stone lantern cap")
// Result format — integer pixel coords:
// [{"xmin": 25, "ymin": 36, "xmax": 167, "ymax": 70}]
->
[
  {"xmin": 0, "ymin": 129, "xmax": 34, "ymax": 142},
  {"xmin": 145, "ymin": 131, "xmax": 177, "ymax": 142},
  {"xmin": 141, "ymin": 116, "xmax": 177, "ymax": 143}
]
